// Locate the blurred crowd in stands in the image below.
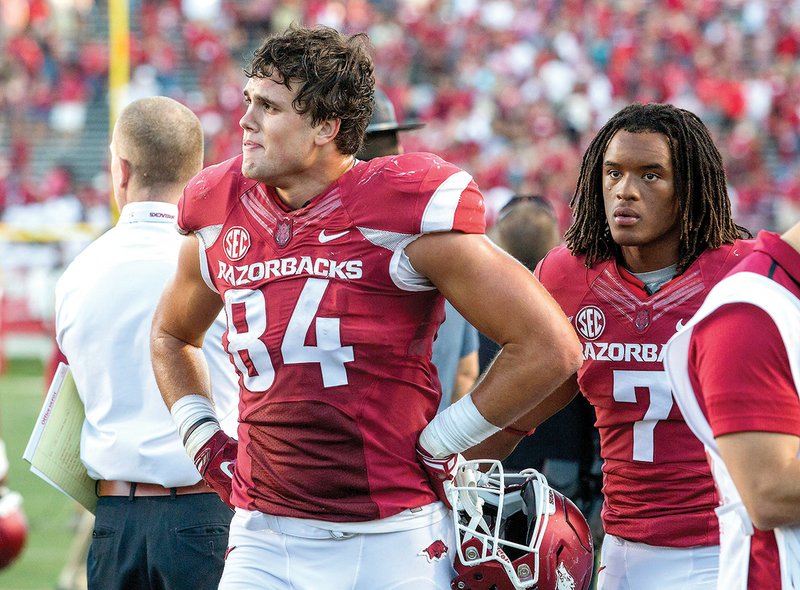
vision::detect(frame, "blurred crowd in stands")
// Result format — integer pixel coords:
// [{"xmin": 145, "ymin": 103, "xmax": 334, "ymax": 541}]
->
[{"xmin": 3, "ymin": 0, "xmax": 800, "ymax": 233}]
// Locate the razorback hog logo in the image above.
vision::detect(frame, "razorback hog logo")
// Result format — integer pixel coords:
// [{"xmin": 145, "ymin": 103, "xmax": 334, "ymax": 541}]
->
[
  {"xmin": 275, "ymin": 218, "xmax": 293, "ymax": 247},
  {"xmin": 419, "ymin": 540, "xmax": 449, "ymax": 562},
  {"xmin": 224, "ymin": 226, "xmax": 251, "ymax": 261},
  {"xmin": 556, "ymin": 561, "xmax": 576, "ymax": 590}
]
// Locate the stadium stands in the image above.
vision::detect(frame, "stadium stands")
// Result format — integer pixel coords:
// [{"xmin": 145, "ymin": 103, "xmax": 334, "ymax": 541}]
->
[{"xmin": 3, "ymin": 0, "xmax": 800, "ymax": 233}]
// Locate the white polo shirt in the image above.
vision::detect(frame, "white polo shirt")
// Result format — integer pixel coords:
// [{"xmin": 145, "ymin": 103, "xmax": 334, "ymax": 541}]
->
[{"xmin": 55, "ymin": 201, "xmax": 238, "ymax": 487}]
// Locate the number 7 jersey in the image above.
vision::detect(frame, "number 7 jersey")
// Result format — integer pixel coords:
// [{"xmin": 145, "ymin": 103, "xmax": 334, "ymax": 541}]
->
[
  {"xmin": 178, "ymin": 153, "xmax": 485, "ymax": 522},
  {"xmin": 535, "ymin": 241, "xmax": 754, "ymax": 547}
]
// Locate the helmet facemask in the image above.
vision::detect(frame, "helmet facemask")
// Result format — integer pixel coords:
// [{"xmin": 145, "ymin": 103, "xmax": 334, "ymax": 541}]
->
[{"xmin": 448, "ymin": 460, "xmax": 593, "ymax": 590}]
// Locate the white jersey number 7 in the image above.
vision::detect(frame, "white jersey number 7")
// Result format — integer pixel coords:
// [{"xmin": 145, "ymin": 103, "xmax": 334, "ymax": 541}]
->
[{"xmin": 612, "ymin": 369, "xmax": 674, "ymax": 462}]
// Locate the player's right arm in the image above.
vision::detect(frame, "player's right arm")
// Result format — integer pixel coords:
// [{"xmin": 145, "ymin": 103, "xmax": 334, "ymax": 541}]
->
[
  {"xmin": 151, "ymin": 234, "xmax": 222, "ymax": 407},
  {"xmin": 151, "ymin": 234, "xmax": 237, "ymax": 507}
]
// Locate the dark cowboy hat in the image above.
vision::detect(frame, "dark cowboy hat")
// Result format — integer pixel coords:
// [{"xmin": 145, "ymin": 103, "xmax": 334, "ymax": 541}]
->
[{"xmin": 366, "ymin": 88, "xmax": 425, "ymax": 133}]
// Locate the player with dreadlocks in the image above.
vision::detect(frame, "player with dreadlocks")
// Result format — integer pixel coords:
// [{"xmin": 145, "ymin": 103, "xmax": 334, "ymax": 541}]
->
[
  {"xmin": 565, "ymin": 103, "xmax": 751, "ymax": 274},
  {"xmin": 469, "ymin": 103, "xmax": 755, "ymax": 590}
]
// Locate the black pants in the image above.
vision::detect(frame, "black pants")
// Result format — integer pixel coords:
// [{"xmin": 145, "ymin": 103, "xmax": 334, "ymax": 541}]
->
[{"xmin": 87, "ymin": 493, "xmax": 232, "ymax": 590}]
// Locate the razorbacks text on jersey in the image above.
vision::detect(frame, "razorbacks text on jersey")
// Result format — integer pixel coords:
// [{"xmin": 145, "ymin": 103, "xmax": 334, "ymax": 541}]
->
[
  {"xmin": 535, "ymin": 240, "xmax": 754, "ymax": 547},
  {"xmin": 178, "ymin": 152, "xmax": 485, "ymax": 522}
]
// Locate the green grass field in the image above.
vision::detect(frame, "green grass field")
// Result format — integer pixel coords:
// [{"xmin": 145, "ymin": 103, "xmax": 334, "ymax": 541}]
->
[{"xmin": 0, "ymin": 358, "xmax": 77, "ymax": 590}]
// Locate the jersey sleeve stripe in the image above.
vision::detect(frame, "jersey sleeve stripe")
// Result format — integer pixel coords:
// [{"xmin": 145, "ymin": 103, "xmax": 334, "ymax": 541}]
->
[{"xmin": 421, "ymin": 170, "xmax": 473, "ymax": 233}]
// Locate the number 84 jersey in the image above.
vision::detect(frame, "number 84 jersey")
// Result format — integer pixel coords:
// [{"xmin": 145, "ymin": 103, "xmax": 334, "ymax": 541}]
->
[
  {"xmin": 178, "ymin": 153, "xmax": 485, "ymax": 522},
  {"xmin": 535, "ymin": 240, "xmax": 754, "ymax": 548}
]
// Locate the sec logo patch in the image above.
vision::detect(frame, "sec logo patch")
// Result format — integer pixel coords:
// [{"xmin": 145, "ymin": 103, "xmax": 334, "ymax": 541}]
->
[
  {"xmin": 575, "ymin": 305, "xmax": 605, "ymax": 340},
  {"xmin": 224, "ymin": 226, "xmax": 251, "ymax": 261}
]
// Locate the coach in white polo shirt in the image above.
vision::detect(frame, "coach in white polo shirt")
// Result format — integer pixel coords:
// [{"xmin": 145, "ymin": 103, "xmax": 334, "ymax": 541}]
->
[{"xmin": 55, "ymin": 96, "xmax": 238, "ymax": 590}]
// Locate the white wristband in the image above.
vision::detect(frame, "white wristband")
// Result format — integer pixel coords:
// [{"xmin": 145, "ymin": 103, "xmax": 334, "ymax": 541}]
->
[
  {"xmin": 418, "ymin": 393, "xmax": 501, "ymax": 458},
  {"xmin": 170, "ymin": 394, "xmax": 221, "ymax": 458}
]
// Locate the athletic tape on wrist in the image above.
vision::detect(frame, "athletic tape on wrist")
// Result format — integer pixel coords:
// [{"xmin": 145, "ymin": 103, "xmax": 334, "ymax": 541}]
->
[
  {"xmin": 170, "ymin": 395, "xmax": 221, "ymax": 458},
  {"xmin": 418, "ymin": 393, "xmax": 501, "ymax": 458}
]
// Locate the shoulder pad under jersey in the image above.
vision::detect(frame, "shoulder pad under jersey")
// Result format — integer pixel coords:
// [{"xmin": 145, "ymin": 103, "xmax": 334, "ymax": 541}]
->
[
  {"xmin": 345, "ymin": 152, "xmax": 486, "ymax": 236},
  {"xmin": 695, "ymin": 238, "xmax": 756, "ymax": 283}
]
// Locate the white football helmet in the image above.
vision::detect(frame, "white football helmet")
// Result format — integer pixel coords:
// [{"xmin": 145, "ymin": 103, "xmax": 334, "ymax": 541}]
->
[{"xmin": 447, "ymin": 460, "xmax": 594, "ymax": 590}]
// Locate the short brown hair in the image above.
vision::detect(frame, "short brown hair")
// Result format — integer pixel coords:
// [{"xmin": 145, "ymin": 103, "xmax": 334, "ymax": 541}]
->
[
  {"xmin": 490, "ymin": 198, "xmax": 560, "ymax": 271},
  {"xmin": 115, "ymin": 96, "xmax": 204, "ymax": 188},
  {"xmin": 245, "ymin": 25, "xmax": 375, "ymax": 155}
]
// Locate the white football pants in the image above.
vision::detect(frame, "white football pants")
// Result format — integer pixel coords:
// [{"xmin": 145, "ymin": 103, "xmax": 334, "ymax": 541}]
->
[
  {"xmin": 596, "ymin": 533, "xmax": 719, "ymax": 590},
  {"xmin": 219, "ymin": 508, "xmax": 457, "ymax": 589}
]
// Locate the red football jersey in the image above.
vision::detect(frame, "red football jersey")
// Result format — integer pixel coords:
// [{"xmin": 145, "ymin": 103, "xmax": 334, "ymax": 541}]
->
[
  {"xmin": 178, "ymin": 153, "xmax": 485, "ymax": 521},
  {"xmin": 686, "ymin": 231, "xmax": 800, "ymax": 588},
  {"xmin": 536, "ymin": 240, "xmax": 754, "ymax": 547}
]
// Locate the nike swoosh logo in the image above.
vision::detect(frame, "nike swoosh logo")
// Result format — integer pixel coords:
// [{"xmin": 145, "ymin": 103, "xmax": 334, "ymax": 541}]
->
[
  {"xmin": 319, "ymin": 229, "xmax": 349, "ymax": 243},
  {"xmin": 220, "ymin": 461, "xmax": 234, "ymax": 479}
]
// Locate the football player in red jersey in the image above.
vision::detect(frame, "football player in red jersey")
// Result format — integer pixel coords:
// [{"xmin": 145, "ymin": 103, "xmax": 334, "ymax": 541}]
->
[
  {"xmin": 471, "ymin": 103, "xmax": 755, "ymax": 590},
  {"xmin": 150, "ymin": 25, "xmax": 582, "ymax": 590},
  {"xmin": 665, "ymin": 211, "xmax": 800, "ymax": 587}
]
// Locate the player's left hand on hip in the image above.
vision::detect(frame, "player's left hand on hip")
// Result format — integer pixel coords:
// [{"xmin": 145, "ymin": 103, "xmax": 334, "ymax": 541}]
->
[
  {"xmin": 194, "ymin": 430, "xmax": 238, "ymax": 509},
  {"xmin": 416, "ymin": 441, "xmax": 462, "ymax": 510}
]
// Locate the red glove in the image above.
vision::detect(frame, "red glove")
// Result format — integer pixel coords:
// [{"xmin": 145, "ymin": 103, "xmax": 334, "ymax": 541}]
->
[
  {"xmin": 193, "ymin": 430, "xmax": 237, "ymax": 509},
  {"xmin": 416, "ymin": 441, "xmax": 460, "ymax": 510}
]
